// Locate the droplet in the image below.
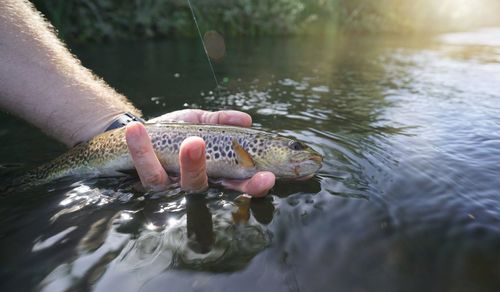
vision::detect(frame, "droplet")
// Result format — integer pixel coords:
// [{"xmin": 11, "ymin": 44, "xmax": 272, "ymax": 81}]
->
[{"xmin": 204, "ymin": 30, "xmax": 226, "ymax": 60}]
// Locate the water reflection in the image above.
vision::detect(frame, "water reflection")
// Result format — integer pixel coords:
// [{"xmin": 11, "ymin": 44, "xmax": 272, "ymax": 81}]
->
[
  {"xmin": 32, "ymin": 184, "xmax": 274, "ymax": 290},
  {"xmin": 3, "ymin": 28, "xmax": 500, "ymax": 291},
  {"xmin": 186, "ymin": 194, "xmax": 214, "ymax": 253}
]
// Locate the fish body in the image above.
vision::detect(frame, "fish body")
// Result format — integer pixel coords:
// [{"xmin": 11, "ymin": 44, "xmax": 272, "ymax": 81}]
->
[{"xmin": 19, "ymin": 123, "xmax": 323, "ymax": 187}]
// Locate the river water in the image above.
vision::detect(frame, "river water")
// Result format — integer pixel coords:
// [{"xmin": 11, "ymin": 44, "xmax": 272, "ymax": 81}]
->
[{"xmin": 2, "ymin": 28, "xmax": 500, "ymax": 291}]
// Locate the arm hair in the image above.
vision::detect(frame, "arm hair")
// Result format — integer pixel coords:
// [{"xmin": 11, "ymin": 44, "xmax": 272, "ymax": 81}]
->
[{"xmin": 0, "ymin": 0, "xmax": 141, "ymax": 146}]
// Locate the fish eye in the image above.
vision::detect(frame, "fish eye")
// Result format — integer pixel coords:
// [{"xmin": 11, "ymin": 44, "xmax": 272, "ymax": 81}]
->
[{"xmin": 289, "ymin": 141, "xmax": 305, "ymax": 151}]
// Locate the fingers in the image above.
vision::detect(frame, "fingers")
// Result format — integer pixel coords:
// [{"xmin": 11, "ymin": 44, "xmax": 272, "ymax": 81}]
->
[
  {"xmin": 127, "ymin": 110, "xmax": 272, "ymax": 196},
  {"xmin": 200, "ymin": 110, "xmax": 252, "ymax": 127},
  {"xmin": 125, "ymin": 124, "xmax": 273, "ymax": 196},
  {"xmin": 221, "ymin": 171, "xmax": 275, "ymax": 197},
  {"xmin": 179, "ymin": 137, "xmax": 209, "ymax": 193},
  {"xmin": 125, "ymin": 122, "xmax": 170, "ymax": 191},
  {"xmin": 149, "ymin": 109, "xmax": 252, "ymax": 127}
]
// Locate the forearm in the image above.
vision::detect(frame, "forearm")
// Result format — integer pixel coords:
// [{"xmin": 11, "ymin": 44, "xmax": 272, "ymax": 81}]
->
[{"xmin": 0, "ymin": 0, "xmax": 141, "ymax": 146}]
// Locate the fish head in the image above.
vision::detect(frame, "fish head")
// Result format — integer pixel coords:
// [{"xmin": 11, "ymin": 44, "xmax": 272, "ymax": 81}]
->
[{"xmin": 255, "ymin": 136, "xmax": 323, "ymax": 179}]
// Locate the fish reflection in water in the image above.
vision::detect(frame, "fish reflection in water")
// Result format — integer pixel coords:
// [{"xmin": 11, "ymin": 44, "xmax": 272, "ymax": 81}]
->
[
  {"xmin": 121, "ymin": 194, "xmax": 272, "ymax": 272},
  {"xmin": 38, "ymin": 184, "xmax": 274, "ymax": 290}
]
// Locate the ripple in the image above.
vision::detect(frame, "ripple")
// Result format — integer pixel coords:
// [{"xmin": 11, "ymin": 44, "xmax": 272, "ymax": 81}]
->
[
  {"xmin": 32, "ymin": 226, "xmax": 77, "ymax": 252},
  {"xmin": 440, "ymin": 27, "xmax": 500, "ymax": 47},
  {"xmin": 50, "ymin": 183, "xmax": 132, "ymax": 223},
  {"xmin": 4, "ymin": 31, "xmax": 500, "ymax": 292}
]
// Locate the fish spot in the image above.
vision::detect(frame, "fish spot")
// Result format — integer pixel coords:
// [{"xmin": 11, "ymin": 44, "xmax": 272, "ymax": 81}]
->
[{"xmin": 214, "ymin": 153, "xmax": 220, "ymax": 159}]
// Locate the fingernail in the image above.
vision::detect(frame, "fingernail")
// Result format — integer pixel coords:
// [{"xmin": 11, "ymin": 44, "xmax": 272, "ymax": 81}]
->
[
  {"xmin": 189, "ymin": 145, "xmax": 203, "ymax": 160},
  {"xmin": 125, "ymin": 122, "xmax": 143, "ymax": 140},
  {"xmin": 126, "ymin": 122, "xmax": 145, "ymax": 136}
]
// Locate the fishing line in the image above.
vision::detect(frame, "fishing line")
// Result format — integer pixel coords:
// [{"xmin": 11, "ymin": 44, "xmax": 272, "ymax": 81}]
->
[{"xmin": 186, "ymin": 0, "xmax": 221, "ymax": 97}]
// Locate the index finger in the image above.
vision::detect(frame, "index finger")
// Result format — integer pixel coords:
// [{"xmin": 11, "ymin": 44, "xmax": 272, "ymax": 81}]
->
[{"xmin": 125, "ymin": 122, "xmax": 170, "ymax": 191}]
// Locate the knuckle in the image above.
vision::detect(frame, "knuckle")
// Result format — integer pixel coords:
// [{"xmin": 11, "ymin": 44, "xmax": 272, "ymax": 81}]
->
[
  {"xmin": 132, "ymin": 145, "xmax": 150, "ymax": 158},
  {"xmin": 201, "ymin": 111, "xmax": 218, "ymax": 124},
  {"xmin": 181, "ymin": 169, "xmax": 207, "ymax": 190},
  {"xmin": 144, "ymin": 172, "xmax": 165, "ymax": 186}
]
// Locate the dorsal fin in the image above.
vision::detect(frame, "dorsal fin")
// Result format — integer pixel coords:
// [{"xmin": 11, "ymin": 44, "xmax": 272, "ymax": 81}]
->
[{"xmin": 232, "ymin": 139, "xmax": 255, "ymax": 168}]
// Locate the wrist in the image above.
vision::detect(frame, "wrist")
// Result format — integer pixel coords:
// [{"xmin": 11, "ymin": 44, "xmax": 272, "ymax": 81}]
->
[
  {"xmin": 104, "ymin": 112, "xmax": 145, "ymax": 132},
  {"xmin": 72, "ymin": 111, "xmax": 144, "ymax": 146}
]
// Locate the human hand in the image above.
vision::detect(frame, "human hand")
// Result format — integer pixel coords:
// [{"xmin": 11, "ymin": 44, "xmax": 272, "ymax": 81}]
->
[{"xmin": 124, "ymin": 109, "xmax": 276, "ymax": 197}]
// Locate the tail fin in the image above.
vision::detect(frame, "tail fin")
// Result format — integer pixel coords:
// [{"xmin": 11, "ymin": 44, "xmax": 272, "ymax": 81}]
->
[
  {"xmin": 0, "ymin": 173, "xmax": 34, "ymax": 195},
  {"xmin": 0, "ymin": 165, "xmax": 52, "ymax": 195}
]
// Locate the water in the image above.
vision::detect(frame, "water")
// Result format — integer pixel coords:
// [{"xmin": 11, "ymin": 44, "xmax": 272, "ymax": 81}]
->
[{"xmin": 2, "ymin": 28, "xmax": 500, "ymax": 291}]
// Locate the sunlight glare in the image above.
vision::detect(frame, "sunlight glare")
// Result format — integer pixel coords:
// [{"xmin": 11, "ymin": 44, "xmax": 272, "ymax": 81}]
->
[{"xmin": 437, "ymin": 0, "xmax": 487, "ymax": 24}]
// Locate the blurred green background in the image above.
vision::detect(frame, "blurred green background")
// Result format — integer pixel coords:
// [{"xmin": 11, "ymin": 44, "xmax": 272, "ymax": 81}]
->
[{"xmin": 31, "ymin": 0, "xmax": 500, "ymax": 43}]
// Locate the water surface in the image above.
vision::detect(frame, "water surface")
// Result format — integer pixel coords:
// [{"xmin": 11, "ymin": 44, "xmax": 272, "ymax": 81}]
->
[{"xmin": 2, "ymin": 29, "xmax": 500, "ymax": 291}]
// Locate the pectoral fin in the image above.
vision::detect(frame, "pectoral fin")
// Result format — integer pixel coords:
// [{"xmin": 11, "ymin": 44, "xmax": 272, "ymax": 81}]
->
[{"xmin": 232, "ymin": 139, "xmax": 255, "ymax": 168}]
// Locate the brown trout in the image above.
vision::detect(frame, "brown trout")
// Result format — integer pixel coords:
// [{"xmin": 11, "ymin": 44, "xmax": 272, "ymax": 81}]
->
[{"xmin": 18, "ymin": 123, "xmax": 323, "ymax": 187}]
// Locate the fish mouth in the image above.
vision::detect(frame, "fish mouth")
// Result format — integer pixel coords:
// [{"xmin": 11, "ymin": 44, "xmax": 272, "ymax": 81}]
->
[
  {"xmin": 292, "ymin": 153, "xmax": 323, "ymax": 164},
  {"xmin": 296, "ymin": 173, "xmax": 315, "ymax": 180},
  {"xmin": 286, "ymin": 154, "xmax": 323, "ymax": 180},
  {"xmin": 310, "ymin": 154, "xmax": 323, "ymax": 164},
  {"xmin": 280, "ymin": 173, "xmax": 315, "ymax": 181}
]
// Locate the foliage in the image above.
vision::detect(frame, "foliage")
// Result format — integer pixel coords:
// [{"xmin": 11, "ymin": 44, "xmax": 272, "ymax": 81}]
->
[
  {"xmin": 31, "ymin": 0, "xmax": 307, "ymax": 42},
  {"xmin": 32, "ymin": 0, "xmax": 190, "ymax": 42},
  {"xmin": 30, "ymin": 0, "xmax": 500, "ymax": 43},
  {"xmin": 194, "ymin": 0, "xmax": 306, "ymax": 36}
]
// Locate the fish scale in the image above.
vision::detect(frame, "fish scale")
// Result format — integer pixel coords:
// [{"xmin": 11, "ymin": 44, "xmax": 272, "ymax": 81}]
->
[
  {"xmin": 14, "ymin": 122, "xmax": 323, "ymax": 188},
  {"xmin": 151, "ymin": 125, "xmax": 266, "ymax": 162}
]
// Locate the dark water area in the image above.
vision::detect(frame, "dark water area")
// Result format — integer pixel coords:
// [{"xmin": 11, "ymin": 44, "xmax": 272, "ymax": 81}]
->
[{"xmin": 2, "ymin": 28, "xmax": 500, "ymax": 291}]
